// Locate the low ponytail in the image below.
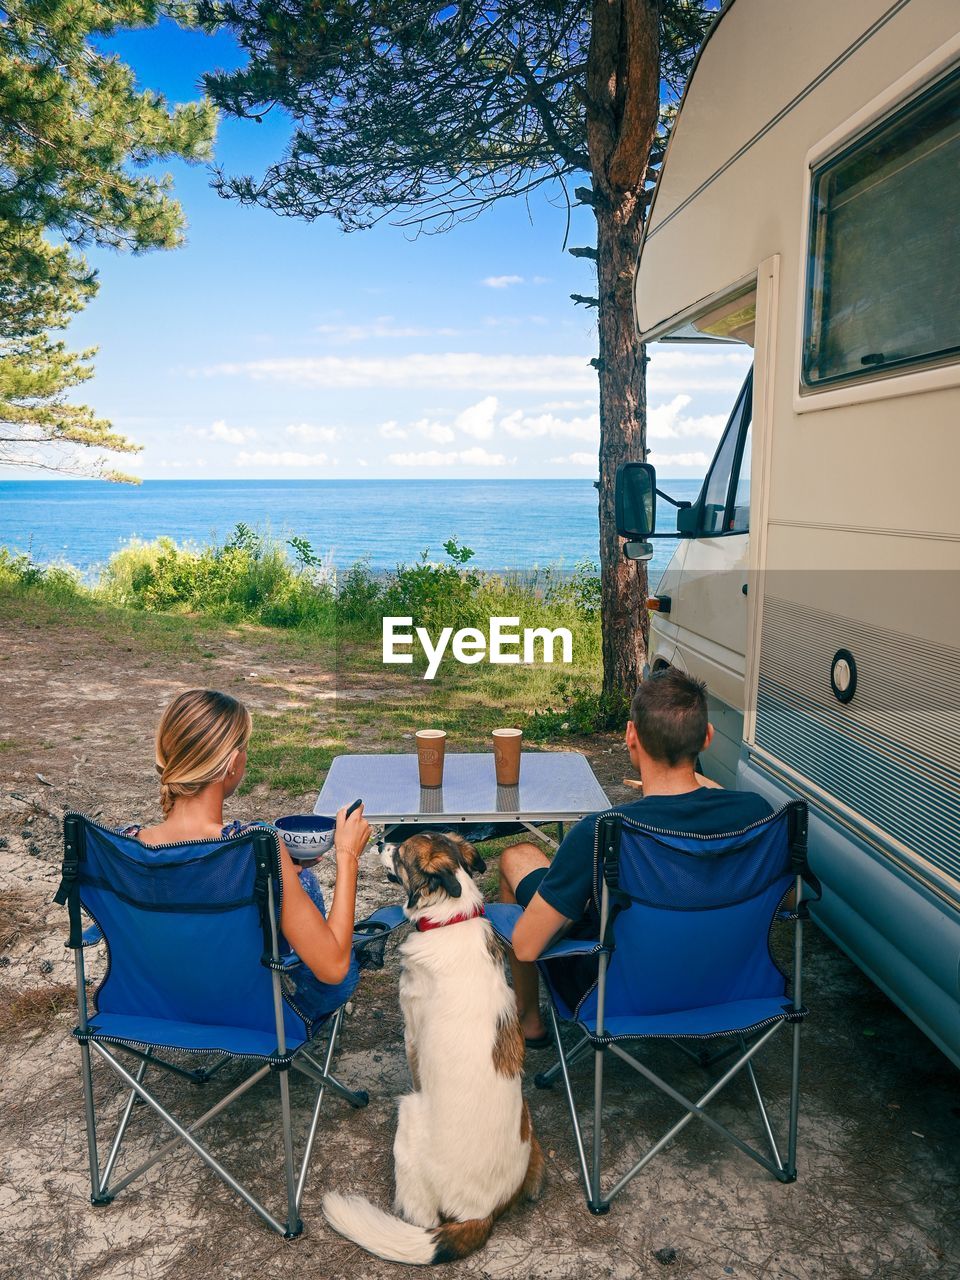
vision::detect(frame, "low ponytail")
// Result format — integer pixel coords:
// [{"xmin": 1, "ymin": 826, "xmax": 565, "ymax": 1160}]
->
[{"xmin": 154, "ymin": 690, "xmax": 252, "ymax": 817}]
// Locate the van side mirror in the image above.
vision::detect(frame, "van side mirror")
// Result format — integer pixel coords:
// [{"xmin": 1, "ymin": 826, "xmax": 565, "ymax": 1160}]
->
[{"xmin": 615, "ymin": 462, "xmax": 656, "ymax": 539}]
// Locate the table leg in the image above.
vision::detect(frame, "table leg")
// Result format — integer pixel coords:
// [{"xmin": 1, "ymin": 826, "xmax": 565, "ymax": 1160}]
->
[{"xmin": 521, "ymin": 821, "xmax": 558, "ymax": 850}]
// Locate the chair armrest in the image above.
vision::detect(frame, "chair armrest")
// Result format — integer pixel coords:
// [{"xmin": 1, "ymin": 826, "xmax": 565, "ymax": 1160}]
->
[
  {"xmin": 353, "ymin": 905, "xmax": 407, "ymax": 939},
  {"xmin": 539, "ymin": 936, "xmax": 606, "ymax": 961},
  {"xmin": 484, "ymin": 905, "xmax": 606, "ymax": 961},
  {"xmin": 484, "ymin": 903, "xmax": 522, "ymax": 945},
  {"xmin": 353, "ymin": 904, "xmax": 407, "ymax": 971}
]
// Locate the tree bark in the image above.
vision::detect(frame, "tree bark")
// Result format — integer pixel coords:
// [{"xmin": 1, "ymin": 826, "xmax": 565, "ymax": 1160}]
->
[
  {"xmin": 586, "ymin": 0, "xmax": 661, "ymax": 706},
  {"xmin": 594, "ymin": 192, "xmax": 648, "ymax": 705}
]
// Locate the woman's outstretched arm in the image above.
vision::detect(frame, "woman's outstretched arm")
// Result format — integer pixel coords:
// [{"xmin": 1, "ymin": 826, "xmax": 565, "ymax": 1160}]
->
[{"xmin": 277, "ymin": 804, "xmax": 371, "ymax": 983}]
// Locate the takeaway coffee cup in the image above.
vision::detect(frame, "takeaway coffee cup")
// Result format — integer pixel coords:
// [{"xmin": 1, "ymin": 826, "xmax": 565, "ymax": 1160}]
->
[
  {"xmin": 492, "ymin": 728, "xmax": 523, "ymax": 786},
  {"xmin": 416, "ymin": 729, "xmax": 447, "ymax": 788}
]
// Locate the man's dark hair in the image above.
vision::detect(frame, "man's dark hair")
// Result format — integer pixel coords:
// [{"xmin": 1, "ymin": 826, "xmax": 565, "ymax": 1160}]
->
[{"xmin": 629, "ymin": 669, "xmax": 708, "ymax": 766}]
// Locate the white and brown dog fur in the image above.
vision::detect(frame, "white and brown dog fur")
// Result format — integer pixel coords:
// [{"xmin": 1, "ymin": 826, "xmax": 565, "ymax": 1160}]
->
[{"xmin": 322, "ymin": 831, "xmax": 545, "ymax": 1264}]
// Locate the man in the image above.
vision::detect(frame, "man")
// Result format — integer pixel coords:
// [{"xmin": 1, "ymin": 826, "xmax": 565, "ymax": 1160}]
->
[{"xmin": 498, "ymin": 668, "xmax": 772, "ymax": 1045}]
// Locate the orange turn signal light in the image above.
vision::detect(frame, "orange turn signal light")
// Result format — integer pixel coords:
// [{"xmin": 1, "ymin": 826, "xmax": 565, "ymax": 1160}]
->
[{"xmin": 646, "ymin": 597, "xmax": 661, "ymax": 611}]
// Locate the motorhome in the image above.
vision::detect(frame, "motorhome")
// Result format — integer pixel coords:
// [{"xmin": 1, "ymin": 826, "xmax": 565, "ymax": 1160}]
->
[{"xmin": 616, "ymin": 0, "xmax": 960, "ymax": 1066}]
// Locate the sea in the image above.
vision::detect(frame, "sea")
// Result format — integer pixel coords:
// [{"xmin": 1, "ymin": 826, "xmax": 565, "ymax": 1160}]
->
[{"xmin": 0, "ymin": 478, "xmax": 703, "ymax": 581}]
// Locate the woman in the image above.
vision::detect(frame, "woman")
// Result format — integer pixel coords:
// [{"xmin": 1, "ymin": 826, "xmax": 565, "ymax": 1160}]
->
[{"xmin": 122, "ymin": 688, "xmax": 370, "ymax": 1018}]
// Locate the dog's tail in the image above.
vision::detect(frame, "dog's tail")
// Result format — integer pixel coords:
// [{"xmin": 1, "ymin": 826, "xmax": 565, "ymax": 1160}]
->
[{"xmin": 321, "ymin": 1193, "xmax": 495, "ymax": 1265}]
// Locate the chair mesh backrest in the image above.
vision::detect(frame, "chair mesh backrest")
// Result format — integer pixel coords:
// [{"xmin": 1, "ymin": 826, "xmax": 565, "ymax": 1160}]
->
[
  {"xmin": 583, "ymin": 808, "xmax": 795, "ymax": 1020},
  {"xmin": 77, "ymin": 819, "xmax": 306, "ymax": 1045}
]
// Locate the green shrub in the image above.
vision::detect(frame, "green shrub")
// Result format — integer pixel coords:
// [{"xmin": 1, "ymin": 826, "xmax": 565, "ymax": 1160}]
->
[
  {"xmin": 99, "ymin": 525, "xmax": 336, "ymax": 630},
  {"xmin": 1, "ymin": 532, "xmax": 605, "ymax": 693},
  {"xmin": 0, "ymin": 549, "xmax": 82, "ymax": 603},
  {"xmin": 526, "ymin": 676, "xmax": 629, "ymax": 738},
  {"xmin": 335, "ymin": 559, "xmax": 384, "ymax": 625}
]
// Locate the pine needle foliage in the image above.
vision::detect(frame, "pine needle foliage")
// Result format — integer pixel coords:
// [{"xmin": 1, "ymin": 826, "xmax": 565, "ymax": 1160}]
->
[{"xmin": 0, "ymin": 2, "xmax": 218, "ymax": 479}]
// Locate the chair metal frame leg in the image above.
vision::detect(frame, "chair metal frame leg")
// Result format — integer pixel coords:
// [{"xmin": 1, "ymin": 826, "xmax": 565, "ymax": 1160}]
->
[
  {"xmin": 75, "ymin": 948, "xmax": 105, "ymax": 1204},
  {"xmin": 99, "ymin": 1053, "xmax": 151, "ymax": 1194},
  {"xmin": 534, "ymin": 820, "xmax": 809, "ymax": 1214},
  {"xmin": 294, "ymin": 1010, "xmax": 341, "ymax": 1210},
  {"xmin": 533, "ymin": 1032, "xmax": 591, "ymax": 1089},
  {"xmin": 105, "ymin": 1060, "xmax": 273, "ymax": 1197},
  {"xmin": 544, "ymin": 878, "xmax": 806, "ymax": 1210},
  {"xmin": 786, "ymin": 873, "xmax": 805, "ymax": 1179},
  {"xmin": 546, "ymin": 1003, "xmax": 593, "ymax": 1201},
  {"xmin": 78, "ymin": 1011, "xmax": 367, "ymax": 1236},
  {"xmin": 71, "ymin": 870, "xmax": 371, "ymax": 1236},
  {"xmin": 90, "ymin": 1040, "xmax": 292, "ymax": 1235},
  {"xmin": 604, "ymin": 1022, "xmax": 788, "ymax": 1201}
]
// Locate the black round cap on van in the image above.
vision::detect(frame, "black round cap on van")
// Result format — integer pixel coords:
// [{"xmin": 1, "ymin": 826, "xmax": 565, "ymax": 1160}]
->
[{"xmin": 830, "ymin": 649, "xmax": 857, "ymax": 704}]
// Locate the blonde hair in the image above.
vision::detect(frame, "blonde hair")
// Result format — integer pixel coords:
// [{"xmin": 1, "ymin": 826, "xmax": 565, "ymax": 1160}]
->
[{"xmin": 155, "ymin": 690, "xmax": 252, "ymax": 816}]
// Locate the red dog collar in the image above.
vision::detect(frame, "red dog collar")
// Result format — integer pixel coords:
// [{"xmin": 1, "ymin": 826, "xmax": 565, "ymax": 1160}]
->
[{"xmin": 416, "ymin": 904, "xmax": 486, "ymax": 932}]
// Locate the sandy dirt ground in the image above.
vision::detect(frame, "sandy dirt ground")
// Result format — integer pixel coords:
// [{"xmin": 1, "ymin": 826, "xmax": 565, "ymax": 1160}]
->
[{"xmin": 0, "ymin": 605, "xmax": 958, "ymax": 1280}]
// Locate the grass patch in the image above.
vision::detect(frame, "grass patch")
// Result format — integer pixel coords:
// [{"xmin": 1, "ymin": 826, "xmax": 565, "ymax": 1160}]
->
[
  {"xmin": 1, "ymin": 528, "xmax": 611, "ymax": 745},
  {"xmin": 241, "ymin": 709, "xmax": 346, "ymax": 797},
  {"xmin": 0, "ymin": 982, "xmax": 76, "ymax": 1036}
]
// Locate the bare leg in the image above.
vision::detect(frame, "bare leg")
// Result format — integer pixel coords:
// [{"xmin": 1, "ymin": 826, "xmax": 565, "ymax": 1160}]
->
[{"xmin": 499, "ymin": 842, "xmax": 550, "ymax": 1041}]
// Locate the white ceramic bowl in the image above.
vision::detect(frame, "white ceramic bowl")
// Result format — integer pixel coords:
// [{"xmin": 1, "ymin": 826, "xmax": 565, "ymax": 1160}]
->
[{"xmin": 274, "ymin": 815, "xmax": 336, "ymax": 861}]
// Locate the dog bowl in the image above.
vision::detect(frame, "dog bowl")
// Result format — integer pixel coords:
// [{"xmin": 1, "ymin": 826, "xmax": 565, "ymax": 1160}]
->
[{"xmin": 275, "ymin": 815, "xmax": 336, "ymax": 862}]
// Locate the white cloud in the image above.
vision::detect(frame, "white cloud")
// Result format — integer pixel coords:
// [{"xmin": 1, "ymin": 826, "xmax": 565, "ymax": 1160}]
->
[
  {"xmin": 204, "ymin": 353, "xmax": 596, "ymax": 392},
  {"xmin": 532, "ymin": 276, "xmax": 551, "ymax": 285},
  {"xmin": 195, "ymin": 419, "xmax": 256, "ymax": 445},
  {"xmin": 647, "ymin": 345, "xmax": 752, "ymax": 394},
  {"xmin": 647, "ymin": 395, "xmax": 726, "ymax": 442},
  {"xmin": 315, "ymin": 316, "xmax": 459, "ymax": 343},
  {"xmin": 235, "ymin": 450, "xmax": 332, "ymax": 468},
  {"xmin": 501, "ymin": 408, "xmax": 599, "ymax": 441},
  {"xmin": 388, "ymin": 447, "xmax": 510, "ymax": 468},
  {"xmin": 551, "ymin": 452, "xmax": 596, "ymax": 467},
  {"xmin": 460, "ymin": 446, "xmax": 510, "ymax": 467},
  {"xmin": 455, "ymin": 396, "xmax": 498, "ymax": 440},
  {"xmin": 378, "ymin": 420, "xmax": 407, "ymax": 439},
  {"xmin": 540, "ymin": 398, "xmax": 596, "ymax": 411},
  {"xmin": 285, "ymin": 424, "xmax": 339, "ymax": 443},
  {"xmin": 414, "ymin": 418, "xmax": 456, "ymax": 443},
  {"xmin": 482, "ymin": 275, "xmax": 524, "ymax": 289},
  {"xmin": 647, "ymin": 449, "xmax": 712, "ymax": 469}
]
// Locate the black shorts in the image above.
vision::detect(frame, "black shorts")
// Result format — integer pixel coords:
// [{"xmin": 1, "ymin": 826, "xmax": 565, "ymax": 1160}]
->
[
  {"xmin": 515, "ymin": 865, "xmax": 549, "ymax": 909},
  {"xmin": 513, "ymin": 868, "xmax": 599, "ymax": 1015}
]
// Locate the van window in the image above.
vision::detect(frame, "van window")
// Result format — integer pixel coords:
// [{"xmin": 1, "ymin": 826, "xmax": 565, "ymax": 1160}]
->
[
  {"xmin": 730, "ymin": 423, "xmax": 751, "ymax": 532},
  {"xmin": 698, "ymin": 370, "xmax": 752, "ymax": 535},
  {"xmin": 803, "ymin": 69, "xmax": 960, "ymax": 387}
]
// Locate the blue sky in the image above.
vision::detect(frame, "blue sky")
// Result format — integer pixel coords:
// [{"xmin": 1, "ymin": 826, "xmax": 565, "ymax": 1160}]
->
[{"xmin": 45, "ymin": 18, "xmax": 750, "ymax": 482}]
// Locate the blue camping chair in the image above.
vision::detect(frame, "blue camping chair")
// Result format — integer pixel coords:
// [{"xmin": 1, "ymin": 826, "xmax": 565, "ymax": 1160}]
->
[
  {"xmin": 487, "ymin": 800, "xmax": 814, "ymax": 1213},
  {"xmin": 54, "ymin": 813, "xmax": 405, "ymax": 1237}
]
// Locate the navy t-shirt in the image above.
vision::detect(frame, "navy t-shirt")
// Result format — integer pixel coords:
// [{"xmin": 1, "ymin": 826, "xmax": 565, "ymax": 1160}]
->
[{"xmin": 537, "ymin": 788, "xmax": 774, "ymax": 923}]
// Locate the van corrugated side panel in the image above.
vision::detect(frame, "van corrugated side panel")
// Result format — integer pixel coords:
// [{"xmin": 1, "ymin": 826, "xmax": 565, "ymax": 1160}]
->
[{"xmin": 753, "ymin": 594, "xmax": 960, "ymax": 886}]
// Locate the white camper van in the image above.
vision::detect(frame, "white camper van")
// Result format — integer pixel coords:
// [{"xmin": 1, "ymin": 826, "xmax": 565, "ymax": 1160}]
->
[{"xmin": 616, "ymin": 0, "xmax": 960, "ymax": 1066}]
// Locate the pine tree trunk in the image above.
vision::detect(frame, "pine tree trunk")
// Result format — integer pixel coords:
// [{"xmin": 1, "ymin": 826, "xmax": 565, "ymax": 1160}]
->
[
  {"xmin": 586, "ymin": 0, "xmax": 660, "ymax": 707},
  {"xmin": 595, "ymin": 192, "xmax": 648, "ymax": 705}
]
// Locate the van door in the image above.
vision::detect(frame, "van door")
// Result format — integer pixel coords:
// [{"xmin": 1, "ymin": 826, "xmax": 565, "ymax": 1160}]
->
[{"xmin": 666, "ymin": 369, "xmax": 753, "ymax": 782}]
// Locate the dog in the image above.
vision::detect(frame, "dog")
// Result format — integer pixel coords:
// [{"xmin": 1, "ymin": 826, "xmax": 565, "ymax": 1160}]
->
[{"xmin": 322, "ymin": 830, "xmax": 545, "ymax": 1264}]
